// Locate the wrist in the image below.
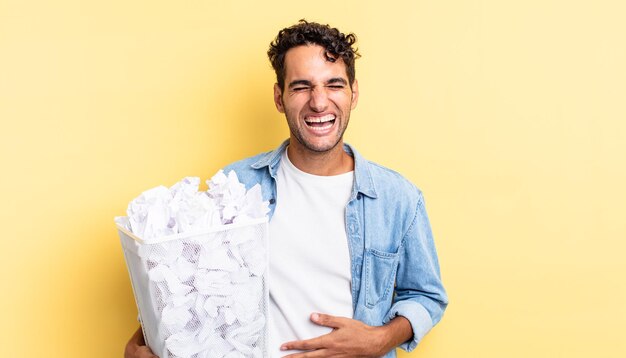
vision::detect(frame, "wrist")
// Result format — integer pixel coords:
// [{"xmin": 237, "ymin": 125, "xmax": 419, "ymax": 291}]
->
[
  {"xmin": 377, "ymin": 316, "xmax": 413, "ymax": 354},
  {"xmin": 372, "ymin": 324, "xmax": 395, "ymax": 356}
]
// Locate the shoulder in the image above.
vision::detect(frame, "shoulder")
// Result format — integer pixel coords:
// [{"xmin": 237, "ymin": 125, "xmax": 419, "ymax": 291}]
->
[
  {"xmin": 348, "ymin": 143, "xmax": 424, "ymax": 207},
  {"xmin": 359, "ymin": 158, "xmax": 429, "ymax": 243},
  {"xmin": 221, "ymin": 150, "xmax": 273, "ymax": 190},
  {"xmin": 222, "ymin": 151, "xmax": 269, "ymax": 174},
  {"xmin": 366, "ymin": 159, "xmax": 424, "ymax": 206}
]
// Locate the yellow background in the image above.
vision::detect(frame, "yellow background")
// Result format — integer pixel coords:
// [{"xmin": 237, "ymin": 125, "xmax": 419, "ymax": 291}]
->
[{"xmin": 1, "ymin": 0, "xmax": 625, "ymax": 357}]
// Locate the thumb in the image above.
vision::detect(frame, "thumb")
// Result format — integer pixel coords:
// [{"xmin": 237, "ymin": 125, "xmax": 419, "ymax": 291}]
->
[{"xmin": 310, "ymin": 312, "xmax": 345, "ymax": 328}]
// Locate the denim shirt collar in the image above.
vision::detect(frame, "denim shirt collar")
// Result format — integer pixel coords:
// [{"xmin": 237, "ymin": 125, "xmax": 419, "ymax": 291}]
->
[{"xmin": 250, "ymin": 139, "xmax": 378, "ymax": 199}]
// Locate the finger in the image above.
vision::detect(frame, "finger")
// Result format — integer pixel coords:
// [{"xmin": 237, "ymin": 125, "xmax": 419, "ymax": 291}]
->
[
  {"xmin": 281, "ymin": 335, "xmax": 327, "ymax": 351},
  {"xmin": 282, "ymin": 348, "xmax": 330, "ymax": 357},
  {"xmin": 310, "ymin": 312, "xmax": 347, "ymax": 328}
]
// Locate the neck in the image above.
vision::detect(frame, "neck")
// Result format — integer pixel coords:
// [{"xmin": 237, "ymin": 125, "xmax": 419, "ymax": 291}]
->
[{"xmin": 287, "ymin": 139, "xmax": 354, "ymax": 176}]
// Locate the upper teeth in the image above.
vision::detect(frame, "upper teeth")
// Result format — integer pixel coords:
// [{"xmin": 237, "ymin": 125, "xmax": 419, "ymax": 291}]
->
[{"xmin": 305, "ymin": 114, "xmax": 335, "ymax": 123}]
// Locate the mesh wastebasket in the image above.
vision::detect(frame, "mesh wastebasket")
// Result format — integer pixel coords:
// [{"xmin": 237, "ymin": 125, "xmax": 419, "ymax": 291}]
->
[{"xmin": 118, "ymin": 218, "xmax": 269, "ymax": 358}]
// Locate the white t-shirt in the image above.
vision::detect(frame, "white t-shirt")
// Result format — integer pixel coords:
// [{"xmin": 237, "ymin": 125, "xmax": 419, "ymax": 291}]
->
[{"xmin": 268, "ymin": 150, "xmax": 354, "ymax": 357}]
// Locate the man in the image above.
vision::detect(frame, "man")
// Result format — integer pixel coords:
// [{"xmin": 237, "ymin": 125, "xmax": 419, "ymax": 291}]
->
[{"xmin": 126, "ymin": 20, "xmax": 447, "ymax": 358}]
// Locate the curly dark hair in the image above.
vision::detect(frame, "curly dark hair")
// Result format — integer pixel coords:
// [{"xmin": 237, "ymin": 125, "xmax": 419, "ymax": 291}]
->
[{"xmin": 268, "ymin": 20, "xmax": 360, "ymax": 90}]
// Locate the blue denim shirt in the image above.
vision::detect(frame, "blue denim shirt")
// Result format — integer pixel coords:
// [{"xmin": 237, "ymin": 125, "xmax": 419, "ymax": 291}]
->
[{"xmin": 223, "ymin": 140, "xmax": 448, "ymax": 356}]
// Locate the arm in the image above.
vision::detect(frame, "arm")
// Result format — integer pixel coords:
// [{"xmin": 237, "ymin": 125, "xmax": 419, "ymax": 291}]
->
[
  {"xmin": 384, "ymin": 191, "xmax": 448, "ymax": 352},
  {"xmin": 124, "ymin": 326, "xmax": 158, "ymax": 358},
  {"xmin": 281, "ymin": 313, "xmax": 413, "ymax": 357}
]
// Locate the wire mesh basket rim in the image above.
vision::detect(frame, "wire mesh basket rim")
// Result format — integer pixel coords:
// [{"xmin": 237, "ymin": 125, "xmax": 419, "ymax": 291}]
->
[{"xmin": 115, "ymin": 217, "xmax": 269, "ymax": 244}]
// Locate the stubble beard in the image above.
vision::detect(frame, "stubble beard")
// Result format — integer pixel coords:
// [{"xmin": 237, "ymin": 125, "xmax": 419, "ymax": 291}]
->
[{"xmin": 286, "ymin": 113, "xmax": 350, "ymax": 154}]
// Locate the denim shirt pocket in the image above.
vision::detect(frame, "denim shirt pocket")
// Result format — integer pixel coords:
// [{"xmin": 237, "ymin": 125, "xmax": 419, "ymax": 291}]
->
[{"xmin": 364, "ymin": 248, "xmax": 400, "ymax": 308}]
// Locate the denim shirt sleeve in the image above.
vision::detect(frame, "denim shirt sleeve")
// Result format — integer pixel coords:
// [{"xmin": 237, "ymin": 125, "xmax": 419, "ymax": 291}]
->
[{"xmin": 382, "ymin": 191, "xmax": 448, "ymax": 352}]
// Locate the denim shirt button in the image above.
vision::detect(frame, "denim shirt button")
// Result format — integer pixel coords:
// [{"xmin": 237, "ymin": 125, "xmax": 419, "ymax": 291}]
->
[{"xmin": 357, "ymin": 193, "xmax": 362, "ymax": 200}]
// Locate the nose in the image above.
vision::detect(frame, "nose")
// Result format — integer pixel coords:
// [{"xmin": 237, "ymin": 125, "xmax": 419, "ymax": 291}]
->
[{"xmin": 308, "ymin": 86, "xmax": 329, "ymax": 112}]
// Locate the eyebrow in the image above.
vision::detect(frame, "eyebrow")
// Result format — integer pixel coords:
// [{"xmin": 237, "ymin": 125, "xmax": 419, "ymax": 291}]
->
[
  {"xmin": 288, "ymin": 77, "xmax": 348, "ymax": 88},
  {"xmin": 326, "ymin": 77, "xmax": 348, "ymax": 85},
  {"xmin": 288, "ymin": 77, "xmax": 348, "ymax": 89},
  {"xmin": 288, "ymin": 80, "xmax": 312, "ymax": 89}
]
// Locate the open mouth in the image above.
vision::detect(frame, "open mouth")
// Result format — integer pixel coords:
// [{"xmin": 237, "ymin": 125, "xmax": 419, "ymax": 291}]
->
[{"xmin": 304, "ymin": 114, "xmax": 336, "ymax": 130}]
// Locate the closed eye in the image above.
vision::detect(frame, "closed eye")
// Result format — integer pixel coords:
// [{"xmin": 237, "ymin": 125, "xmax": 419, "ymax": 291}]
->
[
  {"xmin": 288, "ymin": 80, "xmax": 312, "ymax": 92},
  {"xmin": 326, "ymin": 77, "xmax": 348, "ymax": 89}
]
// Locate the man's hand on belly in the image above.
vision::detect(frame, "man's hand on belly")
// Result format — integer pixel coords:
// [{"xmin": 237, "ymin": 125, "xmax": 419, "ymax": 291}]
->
[{"xmin": 279, "ymin": 313, "xmax": 413, "ymax": 358}]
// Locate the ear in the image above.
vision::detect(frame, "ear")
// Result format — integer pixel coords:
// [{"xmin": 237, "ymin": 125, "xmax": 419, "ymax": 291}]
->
[
  {"xmin": 273, "ymin": 83, "xmax": 285, "ymax": 113},
  {"xmin": 350, "ymin": 79, "xmax": 359, "ymax": 110}
]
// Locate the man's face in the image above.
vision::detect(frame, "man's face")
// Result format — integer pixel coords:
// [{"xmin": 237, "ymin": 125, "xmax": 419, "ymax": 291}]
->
[{"xmin": 273, "ymin": 45, "xmax": 359, "ymax": 154}]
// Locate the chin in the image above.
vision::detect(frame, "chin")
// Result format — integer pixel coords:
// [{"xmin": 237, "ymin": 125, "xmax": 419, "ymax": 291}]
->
[{"xmin": 303, "ymin": 139, "xmax": 342, "ymax": 153}]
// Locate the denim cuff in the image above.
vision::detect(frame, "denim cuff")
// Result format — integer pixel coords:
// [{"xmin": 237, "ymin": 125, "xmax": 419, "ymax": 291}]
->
[{"xmin": 383, "ymin": 301, "xmax": 433, "ymax": 352}]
